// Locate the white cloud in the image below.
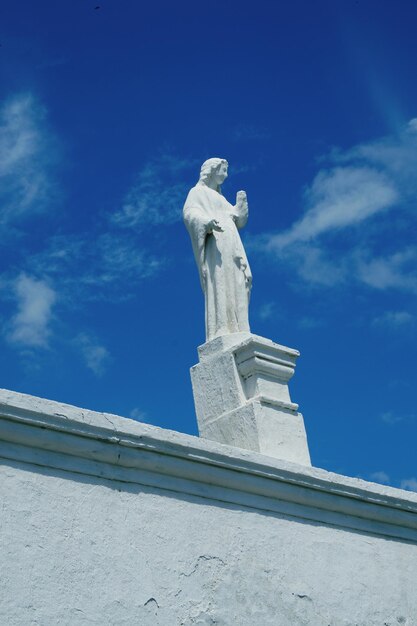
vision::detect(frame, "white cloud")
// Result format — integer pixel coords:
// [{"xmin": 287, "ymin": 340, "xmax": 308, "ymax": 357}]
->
[
  {"xmin": 130, "ymin": 407, "xmax": 148, "ymax": 422},
  {"xmin": 380, "ymin": 412, "xmax": 402, "ymax": 425},
  {"xmin": 270, "ymin": 166, "xmax": 398, "ymax": 249},
  {"xmin": 76, "ymin": 333, "xmax": 110, "ymax": 376},
  {"xmin": 0, "ymin": 93, "xmax": 58, "ymax": 226},
  {"xmin": 253, "ymin": 119, "xmax": 417, "ymax": 294},
  {"xmin": 23, "ymin": 152, "xmax": 194, "ymax": 302},
  {"xmin": 111, "ymin": 153, "xmax": 196, "ymax": 229},
  {"xmin": 96, "ymin": 233, "xmax": 162, "ymax": 282},
  {"xmin": 258, "ymin": 302, "xmax": 276, "ymax": 321},
  {"xmin": 380, "ymin": 411, "xmax": 415, "ymax": 425},
  {"xmin": 400, "ymin": 477, "xmax": 417, "ymax": 492},
  {"xmin": 298, "ymin": 316, "xmax": 323, "ymax": 329},
  {"xmin": 7, "ymin": 274, "xmax": 56, "ymax": 348},
  {"xmin": 357, "ymin": 248, "xmax": 417, "ymax": 293},
  {"xmin": 289, "ymin": 243, "xmax": 347, "ymax": 287},
  {"xmin": 30, "ymin": 232, "xmax": 163, "ymax": 301},
  {"xmin": 333, "ymin": 118, "xmax": 417, "ymax": 196},
  {"xmin": 369, "ymin": 471, "xmax": 390, "ymax": 485},
  {"xmin": 372, "ymin": 310, "xmax": 414, "ymax": 328},
  {"xmin": 266, "ymin": 243, "xmax": 417, "ymax": 293}
]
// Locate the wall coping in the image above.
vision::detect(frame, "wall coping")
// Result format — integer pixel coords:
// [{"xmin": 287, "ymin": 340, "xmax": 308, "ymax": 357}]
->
[{"xmin": 1, "ymin": 387, "xmax": 416, "ymax": 542}]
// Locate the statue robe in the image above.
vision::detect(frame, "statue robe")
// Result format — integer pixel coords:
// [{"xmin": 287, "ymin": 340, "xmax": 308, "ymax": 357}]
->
[{"xmin": 183, "ymin": 183, "xmax": 252, "ymax": 341}]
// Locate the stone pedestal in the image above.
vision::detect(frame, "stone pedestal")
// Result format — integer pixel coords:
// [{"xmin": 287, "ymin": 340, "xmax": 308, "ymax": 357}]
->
[{"xmin": 190, "ymin": 332, "xmax": 311, "ymax": 465}]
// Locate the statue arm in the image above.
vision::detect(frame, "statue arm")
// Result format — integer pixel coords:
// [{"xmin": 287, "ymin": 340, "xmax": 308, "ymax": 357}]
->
[
  {"xmin": 184, "ymin": 205, "xmax": 222, "ymax": 236},
  {"xmin": 183, "ymin": 198, "xmax": 221, "ymax": 289},
  {"xmin": 184, "ymin": 188, "xmax": 224, "ymax": 237},
  {"xmin": 183, "ymin": 187, "xmax": 225, "ymax": 288},
  {"xmin": 232, "ymin": 190, "xmax": 249, "ymax": 229}
]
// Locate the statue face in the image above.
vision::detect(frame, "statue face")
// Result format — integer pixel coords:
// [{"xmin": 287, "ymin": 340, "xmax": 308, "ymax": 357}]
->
[{"xmin": 213, "ymin": 161, "xmax": 228, "ymax": 186}]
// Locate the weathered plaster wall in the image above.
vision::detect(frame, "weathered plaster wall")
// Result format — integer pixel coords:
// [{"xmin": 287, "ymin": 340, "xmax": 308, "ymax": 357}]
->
[{"xmin": 1, "ymin": 389, "xmax": 417, "ymax": 626}]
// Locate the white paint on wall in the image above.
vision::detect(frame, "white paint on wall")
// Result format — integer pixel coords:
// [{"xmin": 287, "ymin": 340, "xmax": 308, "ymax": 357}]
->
[{"xmin": 1, "ymin": 388, "xmax": 417, "ymax": 625}]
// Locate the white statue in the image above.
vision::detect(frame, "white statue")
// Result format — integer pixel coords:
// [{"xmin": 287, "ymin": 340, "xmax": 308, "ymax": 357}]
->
[{"xmin": 183, "ymin": 158, "xmax": 252, "ymax": 341}]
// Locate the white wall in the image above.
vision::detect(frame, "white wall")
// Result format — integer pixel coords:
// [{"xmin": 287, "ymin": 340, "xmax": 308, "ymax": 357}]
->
[{"xmin": 1, "ymin": 389, "xmax": 417, "ymax": 626}]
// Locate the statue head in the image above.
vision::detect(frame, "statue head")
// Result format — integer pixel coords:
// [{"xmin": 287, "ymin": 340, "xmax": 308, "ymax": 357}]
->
[{"xmin": 199, "ymin": 158, "xmax": 228, "ymax": 192}]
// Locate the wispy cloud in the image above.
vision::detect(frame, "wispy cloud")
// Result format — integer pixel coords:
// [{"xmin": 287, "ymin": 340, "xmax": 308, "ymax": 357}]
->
[
  {"xmin": 409, "ymin": 119, "xmax": 417, "ymax": 133},
  {"xmin": 0, "ymin": 93, "xmax": 58, "ymax": 227},
  {"xmin": 257, "ymin": 302, "xmax": 276, "ymax": 321},
  {"xmin": 332, "ymin": 118, "xmax": 417, "ymax": 197},
  {"xmin": 372, "ymin": 310, "xmax": 414, "ymax": 328},
  {"xmin": 252, "ymin": 119, "xmax": 417, "ymax": 294},
  {"xmin": 30, "ymin": 228, "xmax": 163, "ymax": 303},
  {"xmin": 0, "ymin": 146, "xmax": 196, "ymax": 357},
  {"xmin": 76, "ymin": 333, "xmax": 111, "ymax": 376},
  {"xmin": 233, "ymin": 123, "xmax": 270, "ymax": 141},
  {"xmin": 400, "ymin": 477, "xmax": 417, "ymax": 492},
  {"xmin": 26, "ymin": 152, "xmax": 193, "ymax": 302},
  {"xmin": 6, "ymin": 274, "xmax": 56, "ymax": 348},
  {"xmin": 298, "ymin": 316, "xmax": 324, "ymax": 330},
  {"xmin": 357, "ymin": 248, "xmax": 417, "ymax": 293},
  {"xmin": 130, "ymin": 407, "xmax": 148, "ymax": 422},
  {"xmin": 367, "ymin": 472, "xmax": 417, "ymax": 492},
  {"xmin": 369, "ymin": 471, "xmax": 390, "ymax": 485},
  {"xmin": 96, "ymin": 233, "xmax": 162, "ymax": 283},
  {"xmin": 380, "ymin": 411, "xmax": 415, "ymax": 425},
  {"xmin": 381, "ymin": 412, "xmax": 402, "ymax": 425},
  {"xmin": 111, "ymin": 153, "xmax": 196, "ymax": 229},
  {"xmin": 270, "ymin": 166, "xmax": 398, "ymax": 249}
]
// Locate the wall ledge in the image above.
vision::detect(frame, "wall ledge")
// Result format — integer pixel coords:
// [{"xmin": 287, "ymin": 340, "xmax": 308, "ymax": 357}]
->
[{"xmin": 1, "ymin": 387, "xmax": 416, "ymax": 542}]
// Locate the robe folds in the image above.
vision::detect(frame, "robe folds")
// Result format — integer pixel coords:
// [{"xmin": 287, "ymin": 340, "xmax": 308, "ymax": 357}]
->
[{"xmin": 183, "ymin": 183, "xmax": 252, "ymax": 341}]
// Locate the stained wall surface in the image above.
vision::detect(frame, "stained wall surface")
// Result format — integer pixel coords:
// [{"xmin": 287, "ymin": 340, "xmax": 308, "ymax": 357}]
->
[{"xmin": 1, "ymin": 389, "xmax": 417, "ymax": 626}]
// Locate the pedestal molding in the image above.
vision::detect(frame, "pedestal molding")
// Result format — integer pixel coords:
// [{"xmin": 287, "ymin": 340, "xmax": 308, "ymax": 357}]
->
[
  {"xmin": 256, "ymin": 395, "xmax": 299, "ymax": 413},
  {"xmin": 191, "ymin": 333, "xmax": 310, "ymax": 463}
]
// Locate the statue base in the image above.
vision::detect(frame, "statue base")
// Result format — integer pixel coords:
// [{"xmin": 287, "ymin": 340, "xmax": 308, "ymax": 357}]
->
[{"xmin": 190, "ymin": 333, "xmax": 311, "ymax": 466}]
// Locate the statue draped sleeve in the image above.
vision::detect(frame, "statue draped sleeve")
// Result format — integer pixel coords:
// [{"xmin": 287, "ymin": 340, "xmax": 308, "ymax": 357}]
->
[{"xmin": 183, "ymin": 185, "xmax": 212, "ymax": 290}]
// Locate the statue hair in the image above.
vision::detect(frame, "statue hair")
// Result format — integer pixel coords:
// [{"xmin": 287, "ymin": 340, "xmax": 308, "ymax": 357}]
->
[{"xmin": 198, "ymin": 158, "xmax": 228, "ymax": 193}]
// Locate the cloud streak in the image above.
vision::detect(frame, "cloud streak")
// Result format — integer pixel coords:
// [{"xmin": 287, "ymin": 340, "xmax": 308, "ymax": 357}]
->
[
  {"xmin": 369, "ymin": 471, "xmax": 390, "ymax": 485},
  {"xmin": 0, "ymin": 93, "xmax": 58, "ymax": 228},
  {"xmin": 0, "ymin": 142, "xmax": 197, "ymax": 362},
  {"xmin": 30, "ymin": 227, "xmax": 164, "ymax": 303},
  {"xmin": 357, "ymin": 248, "xmax": 417, "ymax": 293},
  {"xmin": 270, "ymin": 166, "xmax": 398, "ymax": 249},
  {"xmin": 372, "ymin": 310, "xmax": 414, "ymax": 329},
  {"xmin": 76, "ymin": 333, "xmax": 111, "ymax": 376},
  {"xmin": 252, "ymin": 119, "xmax": 417, "ymax": 295},
  {"xmin": 400, "ymin": 477, "xmax": 417, "ymax": 492},
  {"xmin": 233, "ymin": 123, "xmax": 270, "ymax": 141},
  {"xmin": 111, "ymin": 153, "xmax": 196, "ymax": 230},
  {"xmin": 28, "ymin": 152, "xmax": 194, "ymax": 302}
]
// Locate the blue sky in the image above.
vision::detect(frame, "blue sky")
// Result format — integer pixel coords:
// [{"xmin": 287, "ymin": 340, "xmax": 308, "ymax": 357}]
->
[{"xmin": 1, "ymin": 0, "xmax": 416, "ymax": 491}]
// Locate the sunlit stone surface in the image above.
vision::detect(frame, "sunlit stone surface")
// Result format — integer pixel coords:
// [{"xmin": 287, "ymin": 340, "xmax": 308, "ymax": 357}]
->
[
  {"xmin": 184, "ymin": 159, "xmax": 310, "ymax": 463},
  {"xmin": 183, "ymin": 158, "xmax": 251, "ymax": 342},
  {"xmin": 191, "ymin": 332, "xmax": 311, "ymax": 465},
  {"xmin": 1, "ymin": 388, "xmax": 417, "ymax": 625}
]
